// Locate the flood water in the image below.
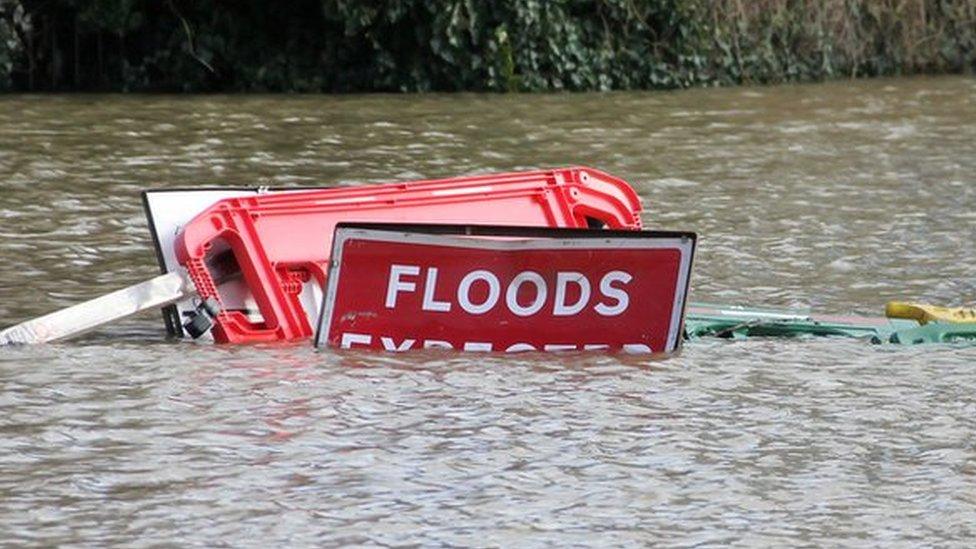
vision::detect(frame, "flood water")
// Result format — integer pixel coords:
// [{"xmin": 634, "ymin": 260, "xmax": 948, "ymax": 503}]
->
[{"xmin": 1, "ymin": 76, "xmax": 975, "ymax": 545}]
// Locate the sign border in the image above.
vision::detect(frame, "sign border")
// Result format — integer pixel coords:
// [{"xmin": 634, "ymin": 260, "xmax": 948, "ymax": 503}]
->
[{"xmin": 314, "ymin": 223, "xmax": 697, "ymax": 353}]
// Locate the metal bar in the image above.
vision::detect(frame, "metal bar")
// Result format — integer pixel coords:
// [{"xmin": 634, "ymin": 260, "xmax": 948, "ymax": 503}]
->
[{"xmin": 0, "ymin": 269, "xmax": 196, "ymax": 345}]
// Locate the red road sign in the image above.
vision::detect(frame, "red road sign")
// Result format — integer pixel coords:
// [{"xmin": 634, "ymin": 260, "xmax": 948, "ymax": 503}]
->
[{"xmin": 314, "ymin": 224, "xmax": 696, "ymax": 354}]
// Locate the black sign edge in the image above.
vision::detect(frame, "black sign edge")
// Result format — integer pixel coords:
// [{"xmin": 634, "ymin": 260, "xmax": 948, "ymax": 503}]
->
[
  {"xmin": 333, "ymin": 222, "xmax": 697, "ymax": 244},
  {"xmin": 316, "ymin": 222, "xmax": 698, "ymax": 353}
]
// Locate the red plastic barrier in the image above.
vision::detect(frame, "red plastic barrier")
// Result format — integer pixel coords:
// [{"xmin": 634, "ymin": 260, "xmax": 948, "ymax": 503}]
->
[{"xmin": 174, "ymin": 167, "xmax": 643, "ymax": 343}]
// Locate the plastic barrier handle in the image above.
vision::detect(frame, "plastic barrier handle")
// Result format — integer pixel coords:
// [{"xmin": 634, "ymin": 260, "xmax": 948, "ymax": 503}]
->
[
  {"xmin": 559, "ymin": 167, "xmax": 643, "ymax": 229},
  {"xmin": 176, "ymin": 210, "xmax": 313, "ymax": 343}
]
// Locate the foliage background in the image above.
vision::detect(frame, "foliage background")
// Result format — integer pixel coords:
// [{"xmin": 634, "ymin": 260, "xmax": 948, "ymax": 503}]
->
[{"xmin": 1, "ymin": 0, "xmax": 974, "ymax": 92}]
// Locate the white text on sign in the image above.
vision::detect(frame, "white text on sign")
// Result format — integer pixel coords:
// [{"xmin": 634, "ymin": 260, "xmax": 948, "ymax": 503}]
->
[
  {"xmin": 384, "ymin": 264, "xmax": 632, "ymax": 317},
  {"xmin": 339, "ymin": 333, "xmax": 654, "ymax": 353}
]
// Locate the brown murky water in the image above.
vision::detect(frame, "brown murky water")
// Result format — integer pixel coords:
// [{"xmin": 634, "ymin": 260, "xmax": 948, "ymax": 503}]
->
[{"xmin": 1, "ymin": 76, "xmax": 975, "ymax": 545}]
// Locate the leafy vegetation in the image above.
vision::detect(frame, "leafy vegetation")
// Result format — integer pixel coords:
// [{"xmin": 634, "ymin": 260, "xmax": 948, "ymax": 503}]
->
[{"xmin": 1, "ymin": 0, "xmax": 974, "ymax": 92}]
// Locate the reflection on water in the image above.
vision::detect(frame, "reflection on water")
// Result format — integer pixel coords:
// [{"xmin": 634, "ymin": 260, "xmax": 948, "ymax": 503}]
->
[{"xmin": 1, "ymin": 76, "xmax": 975, "ymax": 544}]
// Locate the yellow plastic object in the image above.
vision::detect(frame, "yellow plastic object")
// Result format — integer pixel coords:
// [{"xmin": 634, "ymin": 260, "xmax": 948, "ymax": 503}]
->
[{"xmin": 885, "ymin": 302, "xmax": 976, "ymax": 325}]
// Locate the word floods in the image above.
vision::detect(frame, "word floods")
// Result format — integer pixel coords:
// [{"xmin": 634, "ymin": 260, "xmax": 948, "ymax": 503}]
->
[
  {"xmin": 384, "ymin": 265, "xmax": 633, "ymax": 317},
  {"xmin": 315, "ymin": 224, "xmax": 696, "ymax": 354}
]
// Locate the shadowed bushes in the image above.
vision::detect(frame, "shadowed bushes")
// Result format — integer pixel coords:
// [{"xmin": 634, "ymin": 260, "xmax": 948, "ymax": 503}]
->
[{"xmin": 0, "ymin": 0, "xmax": 973, "ymax": 92}]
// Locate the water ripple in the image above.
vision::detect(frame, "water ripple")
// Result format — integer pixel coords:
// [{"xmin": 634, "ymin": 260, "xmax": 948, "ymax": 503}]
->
[{"xmin": 1, "ymin": 77, "xmax": 975, "ymax": 545}]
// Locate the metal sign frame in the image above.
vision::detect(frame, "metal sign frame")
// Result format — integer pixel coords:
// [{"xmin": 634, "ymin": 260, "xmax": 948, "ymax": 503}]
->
[{"xmin": 314, "ymin": 223, "xmax": 696, "ymax": 353}]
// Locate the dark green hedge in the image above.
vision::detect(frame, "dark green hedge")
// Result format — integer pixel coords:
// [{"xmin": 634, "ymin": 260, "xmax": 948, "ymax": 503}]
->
[{"xmin": 1, "ymin": 0, "xmax": 974, "ymax": 92}]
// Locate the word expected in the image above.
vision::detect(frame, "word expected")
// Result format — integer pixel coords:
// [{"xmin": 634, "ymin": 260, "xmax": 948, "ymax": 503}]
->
[
  {"xmin": 384, "ymin": 265, "xmax": 633, "ymax": 317},
  {"xmin": 338, "ymin": 333, "xmax": 654, "ymax": 353}
]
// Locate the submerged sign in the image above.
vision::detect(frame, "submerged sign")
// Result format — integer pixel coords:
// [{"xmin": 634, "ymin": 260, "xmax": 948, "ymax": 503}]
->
[{"xmin": 314, "ymin": 224, "xmax": 696, "ymax": 353}]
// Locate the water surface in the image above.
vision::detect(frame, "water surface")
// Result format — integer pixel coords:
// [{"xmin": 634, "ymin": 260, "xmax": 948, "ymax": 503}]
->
[{"xmin": 1, "ymin": 76, "xmax": 975, "ymax": 545}]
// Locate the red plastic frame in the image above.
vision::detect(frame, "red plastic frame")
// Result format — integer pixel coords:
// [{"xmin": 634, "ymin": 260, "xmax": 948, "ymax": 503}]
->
[{"xmin": 174, "ymin": 167, "xmax": 643, "ymax": 343}]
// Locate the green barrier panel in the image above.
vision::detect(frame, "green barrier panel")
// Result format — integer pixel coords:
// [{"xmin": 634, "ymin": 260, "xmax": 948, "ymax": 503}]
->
[{"xmin": 685, "ymin": 302, "xmax": 976, "ymax": 345}]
